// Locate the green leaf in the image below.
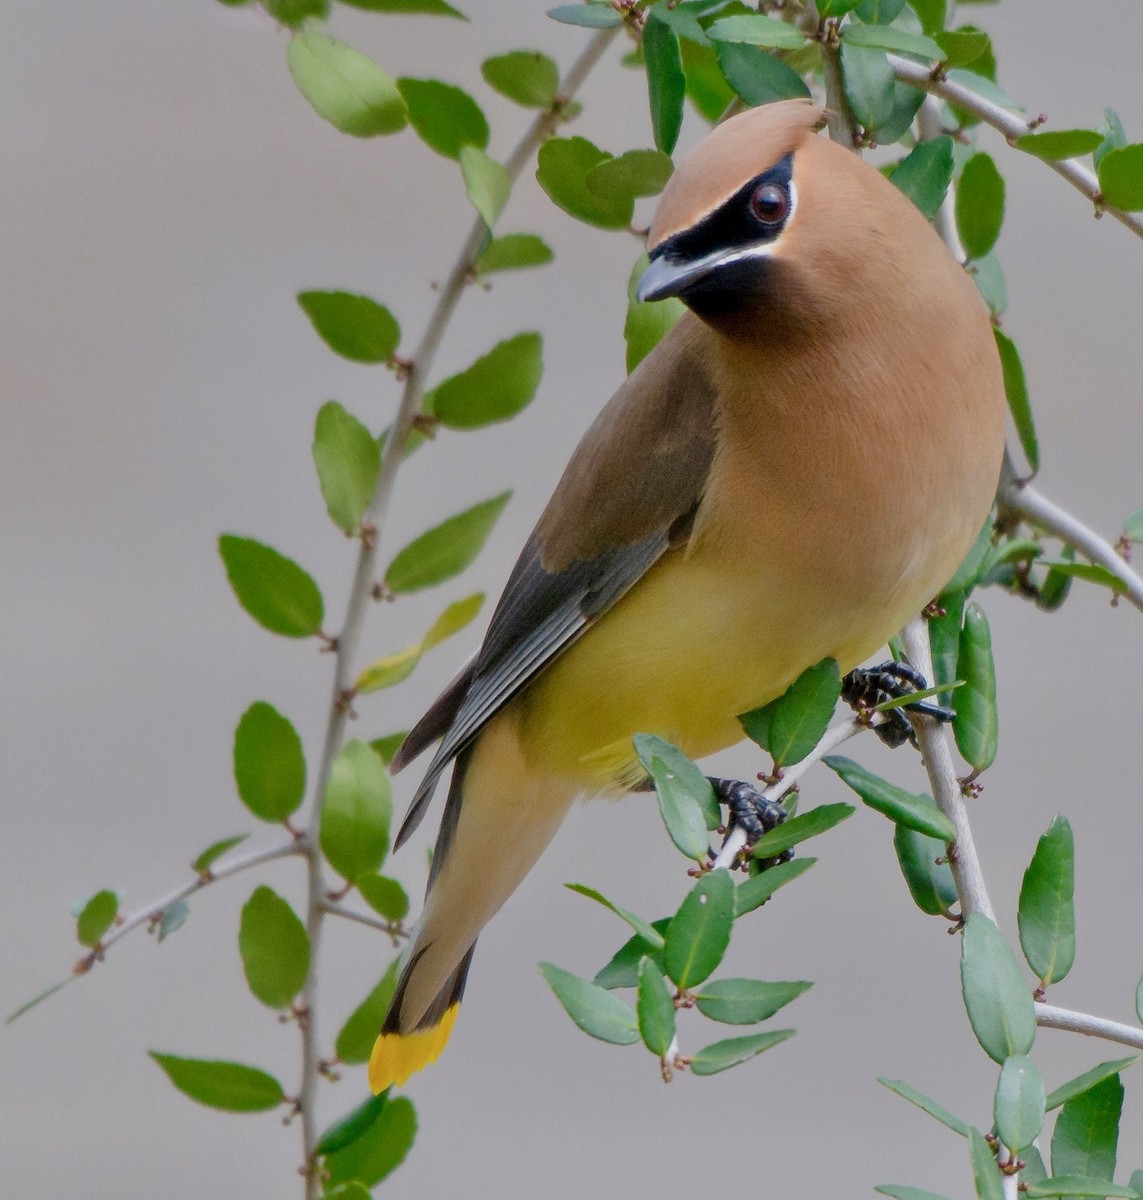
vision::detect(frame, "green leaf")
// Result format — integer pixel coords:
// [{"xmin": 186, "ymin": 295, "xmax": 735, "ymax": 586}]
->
[
  {"xmin": 875, "ymin": 1188, "xmax": 957, "ymax": 1200},
  {"xmin": 594, "ymin": 918, "xmax": 671, "ymax": 990},
  {"xmin": 1016, "ymin": 129, "xmax": 1104, "ymax": 161},
  {"xmin": 1093, "ymin": 109, "xmax": 1127, "ymax": 173},
  {"xmin": 587, "ymin": 149, "xmax": 673, "ymax": 202},
  {"xmin": 339, "ymin": 0, "xmax": 465, "ymax": 14},
  {"xmin": 960, "ymin": 912, "xmax": 1036, "ymax": 1064},
  {"xmin": 312, "ymin": 402, "xmax": 380, "ymax": 533},
  {"xmin": 995, "ymin": 1055, "xmax": 1045, "ymax": 1151},
  {"xmin": 539, "ymin": 963, "xmax": 640, "ymax": 1044},
  {"xmin": 1051, "ymin": 1074, "xmax": 1123, "ymax": 1184},
  {"xmin": 264, "ymin": 0, "xmax": 329, "ymax": 27},
  {"xmin": 625, "ymin": 254, "xmax": 685, "ymax": 373},
  {"xmin": 946, "ymin": 519, "xmax": 994, "ymax": 593},
  {"xmin": 840, "ymin": 43, "xmax": 895, "ymax": 133},
  {"xmin": 889, "ymin": 136, "xmax": 954, "ymax": 220},
  {"xmin": 707, "ymin": 14, "xmax": 806, "ymax": 49},
  {"xmin": 663, "ymin": 870, "xmax": 735, "ymax": 989},
  {"xmin": 929, "ymin": 590, "xmax": 965, "ymax": 709},
  {"xmin": 875, "ymin": 79, "xmax": 926, "ymax": 145},
  {"xmin": 1098, "ymin": 144, "xmax": 1143, "ymax": 211},
  {"xmin": 634, "ymin": 734, "xmax": 716, "ymax": 860},
  {"xmin": 547, "ymin": 4, "xmax": 624, "ymax": 28},
  {"xmin": 842, "ymin": 23, "xmax": 943, "ymax": 59},
  {"xmin": 936, "ymin": 27, "xmax": 990, "ymax": 67},
  {"xmin": 636, "ymin": 957, "xmax": 676, "ymax": 1056},
  {"xmin": 714, "ymin": 41, "xmax": 811, "ymax": 106},
  {"xmin": 1018, "ymin": 816, "xmax": 1075, "ymax": 986},
  {"xmin": 475, "ymin": 233, "xmax": 554, "ymax": 275},
  {"xmin": 149, "ymin": 1053, "xmax": 284, "ymax": 1112},
  {"xmin": 650, "ymin": 0, "xmax": 710, "ymax": 45},
  {"xmin": 481, "ymin": 51, "xmax": 559, "ymax": 108},
  {"xmin": 956, "ymin": 152, "xmax": 1005, "ymax": 259},
  {"xmin": 969, "ymin": 1126, "xmax": 1005, "ymax": 1200},
  {"xmin": 993, "ymin": 329, "xmax": 1038, "ymax": 474},
  {"xmin": 1132, "ymin": 1171, "xmax": 1143, "ymax": 1197},
  {"xmin": 396, "ymin": 77, "xmax": 488, "ymax": 160},
  {"xmin": 324, "ymin": 1095, "xmax": 417, "ymax": 1187},
  {"xmin": 819, "ymin": 0, "xmax": 862, "ymax": 15},
  {"xmin": 370, "ymin": 732, "xmax": 408, "ymax": 766},
  {"xmin": 287, "ymin": 29, "xmax": 408, "ymax": 137},
  {"xmin": 355, "ymin": 642, "xmax": 421, "ymax": 692},
  {"xmin": 1037, "ymin": 561, "xmax": 1127, "ymax": 593},
  {"xmin": 536, "ymin": 137, "xmax": 634, "ymax": 230},
  {"xmin": 734, "ymin": 857, "xmax": 816, "ymax": 917},
  {"xmin": 824, "ymin": 756, "xmax": 956, "ymax": 841},
  {"xmin": 1025, "ymin": 1181, "xmax": 1138, "ymax": 1199},
  {"xmin": 320, "ymin": 740, "xmax": 392, "ymax": 882},
  {"xmin": 970, "ymin": 251, "xmax": 1008, "ymax": 317},
  {"xmin": 857, "ymin": 0, "xmax": 906, "ymax": 23},
  {"xmin": 76, "ymin": 889, "xmax": 119, "ymax": 948},
  {"xmin": 1037, "ymin": 546, "xmax": 1075, "ymax": 612},
  {"xmin": 238, "ymin": 886, "xmax": 310, "ymax": 1009},
  {"xmin": 694, "ymin": 978, "xmax": 811, "ymax": 1025},
  {"xmin": 910, "ymin": 0, "xmax": 947, "ymax": 36},
  {"xmin": 1046, "ymin": 1060, "xmax": 1136, "ymax": 1113},
  {"xmin": 1123, "ymin": 508, "xmax": 1143, "ymax": 543},
  {"xmin": 459, "ymin": 145, "xmax": 510, "ymax": 229},
  {"xmin": 357, "ymin": 593, "xmax": 483, "ymax": 693},
  {"xmin": 741, "ymin": 660, "xmax": 841, "ymax": 768},
  {"xmin": 751, "ymin": 803, "xmax": 855, "ymax": 859},
  {"xmin": 6, "ymin": 977, "xmax": 77, "ymax": 1025},
  {"xmin": 157, "ymin": 899, "xmax": 190, "ymax": 943},
  {"xmin": 357, "ymin": 874, "xmax": 410, "ymax": 922},
  {"xmin": 679, "ymin": 38, "xmax": 734, "ymax": 121},
  {"xmin": 566, "ymin": 884, "xmax": 665, "ymax": 950},
  {"xmin": 298, "ymin": 291, "xmax": 400, "ymax": 365},
  {"xmin": 316, "ymin": 1091, "xmax": 388, "ymax": 1157},
  {"xmin": 893, "ymin": 825, "xmax": 958, "ymax": 916},
  {"xmin": 689, "ymin": 1028, "xmax": 795, "ymax": 1075},
  {"xmin": 335, "ymin": 961, "xmax": 400, "ymax": 1064},
  {"xmin": 233, "ymin": 701, "xmax": 306, "ymax": 822},
  {"xmin": 954, "ymin": 601, "xmax": 998, "ymax": 773},
  {"xmin": 192, "ymin": 834, "xmax": 249, "ymax": 875},
  {"xmin": 643, "ymin": 13, "xmax": 686, "ymax": 155},
  {"xmin": 218, "ymin": 536, "xmax": 324, "ymax": 638},
  {"xmin": 385, "ymin": 492, "xmax": 511, "ymax": 593},
  {"xmin": 431, "ymin": 333, "xmax": 543, "ymax": 430},
  {"xmin": 1023, "ymin": 1145, "xmax": 1050, "ymax": 1184},
  {"xmin": 878, "ymin": 1076, "xmax": 969, "ymax": 1137}
]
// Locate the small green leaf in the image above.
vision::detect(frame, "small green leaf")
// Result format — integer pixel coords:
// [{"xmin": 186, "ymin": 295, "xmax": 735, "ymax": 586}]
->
[
  {"xmin": 1016, "ymin": 129, "xmax": 1104, "ymax": 160},
  {"xmin": 751, "ymin": 803, "xmax": 855, "ymax": 859},
  {"xmin": 6, "ymin": 977, "xmax": 77, "ymax": 1025},
  {"xmin": 1046, "ymin": 1059, "xmax": 1136, "ymax": 1113},
  {"xmin": 370, "ymin": 732, "xmax": 408, "ymax": 766},
  {"xmin": 1018, "ymin": 815, "xmax": 1075, "ymax": 986},
  {"xmin": 878, "ymin": 1076, "xmax": 969, "ymax": 1137},
  {"xmin": 970, "ymin": 252, "xmax": 1008, "ymax": 318},
  {"xmin": 298, "ymin": 291, "xmax": 400, "ymax": 365},
  {"xmin": 825, "ymin": 756, "xmax": 956, "ymax": 841},
  {"xmin": 1037, "ymin": 561, "xmax": 1127, "ymax": 593},
  {"xmin": 1051, "ymin": 1074, "xmax": 1123, "ymax": 1184},
  {"xmin": 587, "ymin": 149, "xmax": 674, "ymax": 202},
  {"xmin": 339, "ymin": 0, "xmax": 464, "ymax": 14},
  {"xmin": 663, "ymin": 870, "xmax": 735, "ymax": 989},
  {"xmin": 1123, "ymin": 507, "xmax": 1143, "ymax": 543},
  {"xmin": 689, "ymin": 1028, "xmax": 795, "ymax": 1075},
  {"xmin": 238, "ymin": 886, "xmax": 310, "ymax": 1009},
  {"xmin": 706, "ymin": 14, "xmax": 806, "ymax": 50},
  {"xmin": 157, "ymin": 899, "xmax": 190, "ymax": 943},
  {"xmin": 357, "ymin": 874, "xmax": 410, "ymax": 922},
  {"xmin": 956, "ymin": 153, "xmax": 1005, "ymax": 259},
  {"xmin": 857, "ymin": 0, "xmax": 906, "ymax": 23},
  {"xmin": 960, "ymin": 912, "xmax": 1036, "ymax": 1064},
  {"xmin": 1023, "ymin": 1145, "xmax": 1050, "ymax": 1184},
  {"xmin": 536, "ymin": 137, "xmax": 634, "ymax": 230},
  {"xmin": 76, "ymin": 889, "xmax": 119, "ymax": 948},
  {"xmin": 741, "ymin": 659, "xmax": 841, "ymax": 768},
  {"xmin": 713, "ymin": 41, "xmax": 811, "ymax": 106},
  {"xmin": 875, "ymin": 1188, "xmax": 957, "ymax": 1200},
  {"xmin": 316, "ymin": 1091, "xmax": 388, "ymax": 1157},
  {"xmin": 893, "ymin": 825, "xmax": 958, "ymax": 916},
  {"xmin": 995, "ymin": 1054, "xmax": 1045, "ymax": 1151},
  {"xmin": 636, "ymin": 957, "xmax": 676, "ymax": 1056},
  {"xmin": 431, "ymin": 333, "xmax": 543, "ymax": 430},
  {"xmin": 149, "ymin": 1053, "xmax": 284, "ymax": 1112},
  {"xmin": 734, "ymin": 857, "xmax": 816, "ymax": 917},
  {"xmin": 840, "ymin": 43, "xmax": 895, "ymax": 133},
  {"xmin": 818, "ymin": 0, "xmax": 862, "ymax": 15},
  {"xmin": 625, "ymin": 254, "xmax": 684, "ymax": 373},
  {"xmin": 219, "ymin": 536, "xmax": 324, "ymax": 638},
  {"xmin": 320, "ymin": 740, "xmax": 392, "ymax": 882},
  {"xmin": 694, "ymin": 978, "xmax": 811, "ymax": 1025},
  {"xmin": 539, "ymin": 963, "xmax": 641, "ymax": 1044},
  {"xmin": 889, "ymin": 136, "xmax": 954, "ymax": 219},
  {"xmin": 287, "ymin": 29, "xmax": 408, "ymax": 137},
  {"xmin": 481, "ymin": 51, "xmax": 559, "ymax": 108},
  {"xmin": 192, "ymin": 834, "xmax": 249, "ymax": 875},
  {"xmin": 993, "ymin": 330, "xmax": 1038, "ymax": 474},
  {"xmin": 475, "ymin": 233, "xmax": 553, "ymax": 275},
  {"xmin": 841, "ymin": 23, "xmax": 943, "ymax": 59},
  {"xmin": 1097, "ymin": 144, "xmax": 1143, "ymax": 211},
  {"xmin": 357, "ymin": 594, "xmax": 484, "ymax": 693},
  {"xmin": 459, "ymin": 145, "xmax": 510, "ymax": 229},
  {"xmin": 594, "ymin": 918, "xmax": 671, "ymax": 990},
  {"xmin": 634, "ymin": 733, "xmax": 717, "ymax": 860},
  {"xmin": 969, "ymin": 1126, "xmax": 1005, "ymax": 1200},
  {"xmin": 929, "ymin": 589, "xmax": 965, "ymax": 708},
  {"xmin": 547, "ymin": 4, "xmax": 624, "ymax": 28},
  {"xmin": 946, "ymin": 519, "xmax": 994, "ymax": 593},
  {"xmin": 954, "ymin": 601, "xmax": 998, "ymax": 773},
  {"xmin": 324, "ymin": 1095, "xmax": 417, "ymax": 1187},
  {"xmin": 643, "ymin": 12, "xmax": 686, "ymax": 155},
  {"xmin": 679, "ymin": 38, "xmax": 734, "ymax": 121},
  {"xmin": 233, "ymin": 701, "xmax": 306, "ymax": 822},
  {"xmin": 1025, "ymin": 1181, "xmax": 1137, "ymax": 1199},
  {"xmin": 264, "ymin": 0, "xmax": 329, "ymax": 27},
  {"xmin": 1093, "ymin": 109, "xmax": 1127, "ymax": 173},
  {"xmin": 566, "ymin": 884, "xmax": 665, "ymax": 950},
  {"xmin": 650, "ymin": 1, "xmax": 710, "ymax": 45},
  {"xmin": 396, "ymin": 77, "xmax": 488, "ymax": 160},
  {"xmin": 936, "ymin": 27, "xmax": 990, "ymax": 67},
  {"xmin": 385, "ymin": 492, "xmax": 510, "ymax": 593},
  {"xmin": 910, "ymin": 0, "xmax": 946, "ymax": 35},
  {"xmin": 335, "ymin": 962, "xmax": 400, "ymax": 1064},
  {"xmin": 312, "ymin": 402, "xmax": 380, "ymax": 532}
]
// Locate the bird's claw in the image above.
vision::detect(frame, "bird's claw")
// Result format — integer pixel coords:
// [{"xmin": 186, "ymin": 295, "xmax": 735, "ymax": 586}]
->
[
  {"xmin": 709, "ymin": 777, "xmax": 788, "ymax": 857},
  {"xmin": 842, "ymin": 661, "xmax": 954, "ymax": 748}
]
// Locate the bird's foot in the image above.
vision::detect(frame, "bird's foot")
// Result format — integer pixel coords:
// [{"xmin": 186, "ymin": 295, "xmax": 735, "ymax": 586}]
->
[
  {"xmin": 709, "ymin": 777, "xmax": 789, "ymax": 866},
  {"xmin": 842, "ymin": 661, "xmax": 955, "ymax": 748}
]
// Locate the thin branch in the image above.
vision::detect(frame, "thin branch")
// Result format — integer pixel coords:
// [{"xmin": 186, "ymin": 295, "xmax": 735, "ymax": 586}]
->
[
  {"xmin": 1035, "ymin": 1003, "xmax": 1143, "ymax": 1053},
  {"xmin": 821, "ymin": 33, "xmax": 860, "ymax": 150},
  {"xmin": 321, "ymin": 901, "xmax": 408, "ymax": 943},
  {"xmin": 889, "ymin": 56, "xmax": 1143, "ymax": 242}
]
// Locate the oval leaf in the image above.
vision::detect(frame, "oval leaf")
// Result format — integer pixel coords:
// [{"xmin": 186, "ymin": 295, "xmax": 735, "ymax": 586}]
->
[
  {"xmin": 694, "ymin": 978, "xmax": 811, "ymax": 1025},
  {"xmin": 325, "ymin": 1095, "xmax": 417, "ymax": 1187},
  {"xmin": 993, "ymin": 329, "xmax": 1038, "ymax": 474},
  {"xmin": 689, "ymin": 1028, "xmax": 795, "ymax": 1076},
  {"xmin": 459, "ymin": 145, "xmax": 510, "ymax": 229},
  {"xmin": 357, "ymin": 874, "xmax": 411, "ymax": 922},
  {"xmin": 877, "ymin": 1076, "xmax": 970, "ymax": 1137},
  {"xmin": 536, "ymin": 137, "xmax": 634, "ymax": 230},
  {"xmin": 432, "ymin": 333, "xmax": 542, "ymax": 429},
  {"xmin": 706, "ymin": 14, "xmax": 806, "ymax": 49},
  {"xmin": 956, "ymin": 152, "xmax": 1005, "ymax": 259},
  {"xmin": 994, "ymin": 1054, "xmax": 1045, "ymax": 1152},
  {"xmin": 149, "ymin": 1053, "xmax": 284, "ymax": 1112},
  {"xmin": 1046, "ymin": 1059, "xmax": 1136, "ymax": 1112},
  {"xmin": 633, "ymin": 733, "xmax": 716, "ymax": 861},
  {"xmin": 746, "ymin": 659, "xmax": 841, "ymax": 768},
  {"xmin": 320, "ymin": 740, "xmax": 392, "ymax": 882},
  {"xmin": 233, "ymin": 701, "xmax": 306, "ymax": 822},
  {"xmin": 1050, "ymin": 1074, "xmax": 1123, "ymax": 1183},
  {"xmin": 644, "ymin": 13, "xmax": 685, "ymax": 155},
  {"xmin": 1016, "ymin": 129, "xmax": 1104, "ymax": 160},
  {"xmin": 1097, "ymin": 144, "xmax": 1143, "ymax": 211},
  {"xmin": 750, "ymin": 803, "xmax": 855, "ymax": 858},
  {"xmin": 968, "ymin": 1125, "xmax": 1005, "ymax": 1200},
  {"xmin": 76, "ymin": 889, "xmax": 119, "ymax": 948},
  {"xmin": 1018, "ymin": 815, "xmax": 1075, "ymax": 986},
  {"xmin": 843, "ymin": 23, "xmax": 943, "ymax": 58},
  {"xmin": 714, "ymin": 41, "xmax": 811, "ymax": 106},
  {"xmin": 316, "ymin": 1091, "xmax": 388, "ymax": 1157},
  {"xmin": 893, "ymin": 825, "xmax": 958, "ymax": 916},
  {"xmin": 385, "ymin": 491, "xmax": 511, "ymax": 593},
  {"xmin": 594, "ymin": 918, "xmax": 672, "ymax": 990},
  {"xmin": 734, "ymin": 857, "xmax": 817, "ymax": 918},
  {"xmin": 960, "ymin": 912, "xmax": 1036, "ymax": 1064},
  {"xmin": 890, "ymin": 136, "xmax": 954, "ymax": 220},
  {"xmin": 287, "ymin": 29, "xmax": 407, "ymax": 137},
  {"xmin": 841, "ymin": 42, "xmax": 896, "ymax": 133},
  {"xmin": 539, "ymin": 962, "xmax": 640, "ymax": 1044},
  {"xmin": 587, "ymin": 150, "xmax": 673, "ymax": 203},
  {"xmin": 218, "ymin": 535, "xmax": 324, "ymax": 638},
  {"xmin": 397, "ymin": 77, "xmax": 488, "ymax": 160},
  {"xmin": 238, "ymin": 886, "xmax": 310, "ymax": 1009},
  {"xmin": 476, "ymin": 233, "xmax": 554, "ymax": 275},
  {"xmin": 825, "ymin": 756, "xmax": 956, "ymax": 841},
  {"xmin": 663, "ymin": 869, "xmax": 735, "ymax": 989},
  {"xmin": 298, "ymin": 292, "xmax": 400, "ymax": 364},
  {"xmin": 481, "ymin": 51, "xmax": 559, "ymax": 108},
  {"xmin": 340, "ymin": 0, "xmax": 465, "ymax": 13},
  {"xmin": 336, "ymin": 961, "xmax": 400, "ymax": 1064},
  {"xmin": 192, "ymin": 833, "xmax": 249, "ymax": 876},
  {"xmin": 1025, "ymin": 1181, "xmax": 1137, "ymax": 1199},
  {"xmin": 625, "ymin": 253, "xmax": 685, "ymax": 373},
  {"xmin": 312, "ymin": 401, "xmax": 381, "ymax": 533},
  {"xmin": 547, "ymin": 4, "xmax": 623, "ymax": 28},
  {"xmin": 953, "ymin": 602, "xmax": 998, "ymax": 773},
  {"xmin": 636, "ymin": 957, "xmax": 676, "ymax": 1056}
]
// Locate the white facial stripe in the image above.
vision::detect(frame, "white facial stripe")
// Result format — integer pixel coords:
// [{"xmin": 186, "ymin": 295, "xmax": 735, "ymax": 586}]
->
[{"xmin": 703, "ymin": 177, "xmax": 799, "ymax": 271}]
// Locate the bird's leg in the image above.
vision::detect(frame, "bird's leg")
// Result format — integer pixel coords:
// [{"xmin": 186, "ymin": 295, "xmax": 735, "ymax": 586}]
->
[
  {"xmin": 842, "ymin": 661, "xmax": 955, "ymax": 748},
  {"xmin": 709, "ymin": 777, "xmax": 788, "ymax": 855}
]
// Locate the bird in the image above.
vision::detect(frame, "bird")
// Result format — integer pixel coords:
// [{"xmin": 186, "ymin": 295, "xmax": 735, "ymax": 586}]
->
[{"xmin": 368, "ymin": 98, "xmax": 1006, "ymax": 1092}]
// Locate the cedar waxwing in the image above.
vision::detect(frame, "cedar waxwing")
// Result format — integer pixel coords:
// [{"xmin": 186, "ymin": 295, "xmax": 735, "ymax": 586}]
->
[{"xmin": 368, "ymin": 98, "xmax": 1006, "ymax": 1091}]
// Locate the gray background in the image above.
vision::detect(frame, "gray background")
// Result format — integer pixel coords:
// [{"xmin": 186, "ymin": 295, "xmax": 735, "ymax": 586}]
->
[{"xmin": 3, "ymin": 2, "xmax": 1142, "ymax": 1196}]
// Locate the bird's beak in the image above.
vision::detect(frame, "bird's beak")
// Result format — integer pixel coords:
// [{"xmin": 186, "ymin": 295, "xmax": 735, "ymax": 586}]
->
[{"xmin": 636, "ymin": 249, "xmax": 724, "ymax": 303}]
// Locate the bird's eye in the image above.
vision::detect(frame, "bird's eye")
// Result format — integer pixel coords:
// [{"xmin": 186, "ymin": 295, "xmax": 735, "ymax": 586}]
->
[{"xmin": 750, "ymin": 183, "xmax": 789, "ymax": 227}]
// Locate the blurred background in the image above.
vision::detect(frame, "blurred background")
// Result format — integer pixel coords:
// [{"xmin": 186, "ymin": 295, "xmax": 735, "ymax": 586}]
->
[{"xmin": 3, "ymin": 2, "xmax": 1142, "ymax": 1195}]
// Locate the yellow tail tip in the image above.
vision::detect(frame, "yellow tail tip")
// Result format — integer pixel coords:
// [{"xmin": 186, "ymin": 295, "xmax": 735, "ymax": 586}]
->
[{"xmin": 368, "ymin": 1004, "xmax": 460, "ymax": 1094}]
